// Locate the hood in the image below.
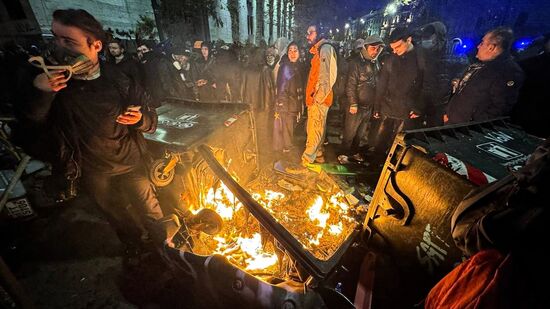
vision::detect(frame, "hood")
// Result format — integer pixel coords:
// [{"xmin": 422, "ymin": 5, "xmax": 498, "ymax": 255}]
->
[{"xmin": 274, "ymin": 37, "xmax": 290, "ymax": 56}]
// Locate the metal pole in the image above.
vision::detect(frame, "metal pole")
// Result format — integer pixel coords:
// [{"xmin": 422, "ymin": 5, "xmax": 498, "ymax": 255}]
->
[{"xmin": 0, "ymin": 155, "xmax": 31, "ymax": 213}]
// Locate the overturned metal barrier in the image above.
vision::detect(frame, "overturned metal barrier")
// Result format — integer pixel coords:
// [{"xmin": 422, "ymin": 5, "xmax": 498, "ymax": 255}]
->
[{"xmin": 157, "ymin": 145, "xmax": 356, "ymax": 308}]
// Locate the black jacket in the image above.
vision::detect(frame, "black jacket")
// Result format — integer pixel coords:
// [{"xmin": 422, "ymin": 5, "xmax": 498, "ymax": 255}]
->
[
  {"xmin": 19, "ymin": 62, "xmax": 157, "ymax": 177},
  {"xmin": 240, "ymin": 63, "xmax": 276, "ymax": 111},
  {"xmin": 196, "ymin": 55, "xmax": 218, "ymax": 101},
  {"xmin": 140, "ymin": 52, "xmax": 170, "ymax": 107},
  {"xmin": 375, "ymin": 47, "xmax": 425, "ymax": 119},
  {"xmin": 345, "ymin": 54, "xmax": 380, "ymax": 109},
  {"xmin": 446, "ymin": 52, "xmax": 524, "ymax": 124},
  {"xmin": 113, "ymin": 54, "xmax": 143, "ymax": 88},
  {"xmin": 275, "ymin": 57, "xmax": 304, "ymax": 114},
  {"xmin": 158, "ymin": 60, "xmax": 197, "ymax": 100}
]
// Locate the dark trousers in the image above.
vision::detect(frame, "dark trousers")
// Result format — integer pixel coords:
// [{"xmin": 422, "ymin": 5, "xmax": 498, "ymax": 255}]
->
[
  {"xmin": 372, "ymin": 116, "xmax": 422, "ymax": 157},
  {"xmin": 273, "ymin": 111, "xmax": 298, "ymax": 151},
  {"xmin": 82, "ymin": 164, "xmax": 164, "ymax": 246},
  {"xmin": 342, "ymin": 108, "xmax": 372, "ymax": 155}
]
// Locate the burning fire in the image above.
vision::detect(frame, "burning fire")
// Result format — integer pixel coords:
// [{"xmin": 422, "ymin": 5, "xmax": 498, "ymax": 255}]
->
[
  {"xmin": 203, "ymin": 182, "xmax": 243, "ymax": 220},
  {"xmin": 307, "ymin": 196, "xmax": 330, "ymax": 228},
  {"xmin": 189, "ymin": 179, "xmax": 357, "ymax": 274}
]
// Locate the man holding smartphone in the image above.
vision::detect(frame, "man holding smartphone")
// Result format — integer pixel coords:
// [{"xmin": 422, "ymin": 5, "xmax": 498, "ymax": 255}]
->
[{"xmin": 19, "ymin": 9, "xmax": 174, "ymax": 263}]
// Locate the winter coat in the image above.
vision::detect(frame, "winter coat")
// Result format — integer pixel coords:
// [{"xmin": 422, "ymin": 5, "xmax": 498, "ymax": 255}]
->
[
  {"xmin": 241, "ymin": 63, "xmax": 275, "ymax": 111},
  {"xmin": 195, "ymin": 55, "xmax": 217, "ymax": 101},
  {"xmin": 275, "ymin": 57, "xmax": 304, "ymax": 114},
  {"xmin": 345, "ymin": 54, "xmax": 380, "ymax": 110},
  {"xmin": 19, "ymin": 62, "xmax": 157, "ymax": 177},
  {"xmin": 113, "ymin": 54, "xmax": 143, "ymax": 88},
  {"xmin": 306, "ymin": 39, "xmax": 337, "ymax": 107},
  {"xmin": 375, "ymin": 47, "xmax": 426, "ymax": 119},
  {"xmin": 140, "ymin": 52, "xmax": 170, "ymax": 107},
  {"xmin": 446, "ymin": 52, "xmax": 524, "ymax": 124},
  {"xmin": 158, "ymin": 60, "xmax": 197, "ymax": 100}
]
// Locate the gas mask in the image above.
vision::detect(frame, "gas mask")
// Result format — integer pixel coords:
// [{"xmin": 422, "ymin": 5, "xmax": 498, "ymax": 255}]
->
[{"xmin": 28, "ymin": 43, "xmax": 95, "ymax": 81}]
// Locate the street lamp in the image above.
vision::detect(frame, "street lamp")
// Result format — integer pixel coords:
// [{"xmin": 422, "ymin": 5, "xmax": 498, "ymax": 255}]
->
[
  {"xmin": 344, "ymin": 23, "xmax": 350, "ymax": 29},
  {"xmin": 336, "ymin": 28, "xmax": 340, "ymax": 33},
  {"xmin": 360, "ymin": 18, "xmax": 365, "ymax": 24}
]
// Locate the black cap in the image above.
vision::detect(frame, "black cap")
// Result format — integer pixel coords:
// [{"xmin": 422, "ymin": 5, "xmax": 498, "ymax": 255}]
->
[
  {"xmin": 171, "ymin": 45, "xmax": 190, "ymax": 56},
  {"xmin": 389, "ymin": 27, "xmax": 410, "ymax": 43}
]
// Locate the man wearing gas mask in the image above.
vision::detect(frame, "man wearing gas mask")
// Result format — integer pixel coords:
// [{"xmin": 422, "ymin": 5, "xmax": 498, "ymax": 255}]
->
[{"xmin": 19, "ymin": 9, "xmax": 176, "ymax": 264}]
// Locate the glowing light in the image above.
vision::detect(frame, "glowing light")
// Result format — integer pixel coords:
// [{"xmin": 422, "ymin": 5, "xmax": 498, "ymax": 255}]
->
[
  {"xmin": 329, "ymin": 223, "xmax": 343, "ymax": 235},
  {"xmin": 386, "ymin": 3, "xmax": 398, "ymax": 15},
  {"xmin": 513, "ymin": 38, "xmax": 534, "ymax": 50},
  {"xmin": 237, "ymin": 233, "xmax": 278, "ymax": 270},
  {"xmin": 204, "ymin": 182, "xmax": 242, "ymax": 220},
  {"xmin": 344, "ymin": 23, "xmax": 350, "ymax": 29},
  {"xmin": 360, "ymin": 18, "xmax": 365, "ymax": 24},
  {"xmin": 336, "ymin": 28, "xmax": 340, "ymax": 33},
  {"xmin": 307, "ymin": 196, "xmax": 330, "ymax": 228},
  {"xmin": 198, "ymin": 179, "xmax": 358, "ymax": 273},
  {"xmin": 454, "ymin": 38, "xmax": 475, "ymax": 55}
]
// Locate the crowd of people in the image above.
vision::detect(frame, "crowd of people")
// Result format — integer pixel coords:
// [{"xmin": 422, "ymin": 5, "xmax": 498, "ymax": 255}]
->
[
  {"xmin": 2, "ymin": 15, "xmax": 548, "ymax": 165},
  {"xmin": 0, "ymin": 7, "xmax": 548, "ymax": 306}
]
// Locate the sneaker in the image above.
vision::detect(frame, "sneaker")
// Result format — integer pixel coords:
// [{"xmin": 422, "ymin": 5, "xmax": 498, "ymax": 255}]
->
[
  {"xmin": 352, "ymin": 153, "xmax": 365, "ymax": 162},
  {"xmin": 285, "ymin": 165, "xmax": 310, "ymax": 174}
]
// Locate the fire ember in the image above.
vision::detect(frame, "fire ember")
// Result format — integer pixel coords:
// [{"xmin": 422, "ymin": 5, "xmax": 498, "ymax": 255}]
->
[{"xmin": 188, "ymin": 170, "xmax": 361, "ymax": 276}]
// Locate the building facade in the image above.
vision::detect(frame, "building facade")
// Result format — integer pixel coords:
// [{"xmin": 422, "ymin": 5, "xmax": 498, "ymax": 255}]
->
[
  {"xmin": 2, "ymin": 0, "xmax": 294, "ymax": 48},
  {"xmin": 350, "ymin": 0, "xmax": 550, "ymax": 47},
  {"xmin": 0, "ymin": 0, "xmax": 41, "ymax": 45},
  {"xmin": 1, "ymin": 0, "xmax": 156, "ymax": 45},
  {"xmin": 207, "ymin": 0, "xmax": 294, "ymax": 44}
]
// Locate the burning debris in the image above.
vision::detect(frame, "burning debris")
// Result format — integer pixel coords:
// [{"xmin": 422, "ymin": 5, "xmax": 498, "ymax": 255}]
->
[{"xmin": 186, "ymin": 170, "xmax": 362, "ymax": 276}]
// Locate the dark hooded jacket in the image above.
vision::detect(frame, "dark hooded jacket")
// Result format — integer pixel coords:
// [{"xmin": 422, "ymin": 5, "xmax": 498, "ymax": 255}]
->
[
  {"xmin": 157, "ymin": 59, "xmax": 197, "ymax": 100},
  {"xmin": 140, "ymin": 51, "xmax": 170, "ymax": 107},
  {"xmin": 196, "ymin": 54, "xmax": 217, "ymax": 101},
  {"xmin": 241, "ymin": 48, "xmax": 275, "ymax": 111}
]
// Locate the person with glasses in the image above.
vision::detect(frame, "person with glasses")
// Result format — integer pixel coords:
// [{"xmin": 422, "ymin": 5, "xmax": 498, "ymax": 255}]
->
[{"xmin": 301, "ymin": 24, "xmax": 337, "ymax": 167}]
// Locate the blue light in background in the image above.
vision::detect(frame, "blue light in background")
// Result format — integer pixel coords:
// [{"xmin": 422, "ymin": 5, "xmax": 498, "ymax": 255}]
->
[
  {"xmin": 513, "ymin": 38, "xmax": 534, "ymax": 50},
  {"xmin": 454, "ymin": 38, "xmax": 475, "ymax": 55}
]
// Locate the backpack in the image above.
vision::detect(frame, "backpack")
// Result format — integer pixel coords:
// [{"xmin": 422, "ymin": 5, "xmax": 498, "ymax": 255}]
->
[
  {"xmin": 427, "ymin": 137, "xmax": 550, "ymax": 308},
  {"xmin": 319, "ymin": 42, "xmax": 342, "ymax": 96}
]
